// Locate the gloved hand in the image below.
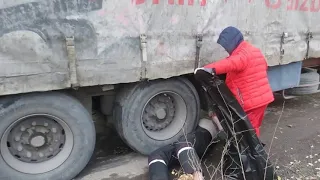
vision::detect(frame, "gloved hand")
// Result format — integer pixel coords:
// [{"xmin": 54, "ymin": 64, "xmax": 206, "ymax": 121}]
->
[{"xmin": 194, "ymin": 67, "xmax": 214, "ymax": 75}]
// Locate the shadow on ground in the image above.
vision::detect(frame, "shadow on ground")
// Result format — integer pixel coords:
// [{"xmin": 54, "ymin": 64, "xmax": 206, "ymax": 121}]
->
[{"xmin": 77, "ymin": 127, "xmax": 133, "ymax": 178}]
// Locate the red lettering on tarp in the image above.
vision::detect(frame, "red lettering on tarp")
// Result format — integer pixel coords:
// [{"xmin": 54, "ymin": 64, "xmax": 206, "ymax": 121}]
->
[
  {"xmin": 133, "ymin": 0, "xmax": 318, "ymax": 11},
  {"xmin": 300, "ymin": 0, "xmax": 309, "ymax": 11},
  {"xmin": 287, "ymin": 0, "xmax": 298, "ymax": 10},
  {"xmin": 311, "ymin": 0, "xmax": 320, "ymax": 11},
  {"xmin": 265, "ymin": 0, "xmax": 281, "ymax": 9},
  {"xmin": 178, "ymin": 0, "xmax": 184, "ymax": 5},
  {"xmin": 287, "ymin": 0, "xmax": 293, "ymax": 10},
  {"xmin": 271, "ymin": 0, "xmax": 320, "ymax": 12},
  {"xmin": 132, "ymin": 0, "xmax": 145, "ymax": 5},
  {"xmin": 133, "ymin": 0, "xmax": 206, "ymax": 6},
  {"xmin": 200, "ymin": 0, "xmax": 206, "ymax": 6},
  {"xmin": 295, "ymin": 0, "xmax": 300, "ymax": 9},
  {"xmin": 224, "ymin": 0, "xmax": 253, "ymax": 3}
]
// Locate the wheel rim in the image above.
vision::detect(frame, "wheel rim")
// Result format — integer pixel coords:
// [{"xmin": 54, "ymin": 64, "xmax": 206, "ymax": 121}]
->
[
  {"xmin": 141, "ymin": 91, "xmax": 187, "ymax": 140},
  {"xmin": 1, "ymin": 114, "xmax": 74, "ymax": 174}
]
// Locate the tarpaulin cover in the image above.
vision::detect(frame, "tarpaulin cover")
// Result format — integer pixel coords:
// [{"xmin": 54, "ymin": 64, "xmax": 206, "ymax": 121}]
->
[{"xmin": 0, "ymin": 0, "xmax": 319, "ymax": 95}]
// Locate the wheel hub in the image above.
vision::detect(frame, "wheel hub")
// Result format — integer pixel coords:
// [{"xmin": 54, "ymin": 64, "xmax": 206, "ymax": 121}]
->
[
  {"xmin": 1, "ymin": 113, "xmax": 74, "ymax": 174},
  {"xmin": 155, "ymin": 108, "xmax": 166, "ymax": 120},
  {"xmin": 30, "ymin": 134, "xmax": 46, "ymax": 148},
  {"xmin": 6, "ymin": 117, "xmax": 66, "ymax": 163},
  {"xmin": 142, "ymin": 93, "xmax": 175, "ymax": 131},
  {"xmin": 141, "ymin": 91, "xmax": 188, "ymax": 141}
]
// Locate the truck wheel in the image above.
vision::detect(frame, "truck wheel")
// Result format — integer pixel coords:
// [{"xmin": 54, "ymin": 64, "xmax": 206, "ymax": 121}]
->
[
  {"xmin": 114, "ymin": 78, "xmax": 200, "ymax": 155},
  {"xmin": 286, "ymin": 68, "xmax": 320, "ymax": 95},
  {"xmin": 0, "ymin": 92, "xmax": 95, "ymax": 180}
]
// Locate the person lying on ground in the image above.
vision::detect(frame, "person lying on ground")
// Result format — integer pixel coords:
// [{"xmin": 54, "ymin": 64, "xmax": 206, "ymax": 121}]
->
[
  {"xmin": 195, "ymin": 26, "xmax": 274, "ymax": 137},
  {"xmin": 148, "ymin": 118, "xmax": 219, "ymax": 180}
]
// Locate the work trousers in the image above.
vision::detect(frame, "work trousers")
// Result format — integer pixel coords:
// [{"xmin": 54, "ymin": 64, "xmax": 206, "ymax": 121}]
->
[{"xmin": 246, "ymin": 105, "xmax": 268, "ymax": 137}]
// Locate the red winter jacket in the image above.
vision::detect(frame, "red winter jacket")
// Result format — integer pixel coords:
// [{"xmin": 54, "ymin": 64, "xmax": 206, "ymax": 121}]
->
[{"xmin": 204, "ymin": 41, "xmax": 274, "ymax": 111}]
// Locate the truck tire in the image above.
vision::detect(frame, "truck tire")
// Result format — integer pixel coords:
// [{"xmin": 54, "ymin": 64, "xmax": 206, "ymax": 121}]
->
[
  {"xmin": 114, "ymin": 77, "xmax": 200, "ymax": 155},
  {"xmin": 286, "ymin": 68, "xmax": 320, "ymax": 95},
  {"xmin": 0, "ymin": 92, "xmax": 95, "ymax": 180}
]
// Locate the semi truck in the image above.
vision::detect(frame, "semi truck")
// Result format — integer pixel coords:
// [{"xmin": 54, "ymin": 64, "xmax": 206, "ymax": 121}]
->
[{"xmin": 0, "ymin": 0, "xmax": 319, "ymax": 179}]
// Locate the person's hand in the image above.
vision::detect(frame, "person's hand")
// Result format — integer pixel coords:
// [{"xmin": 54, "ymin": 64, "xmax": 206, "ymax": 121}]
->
[
  {"xmin": 193, "ymin": 171, "xmax": 204, "ymax": 180},
  {"xmin": 208, "ymin": 110, "xmax": 216, "ymax": 118},
  {"xmin": 194, "ymin": 67, "xmax": 214, "ymax": 75}
]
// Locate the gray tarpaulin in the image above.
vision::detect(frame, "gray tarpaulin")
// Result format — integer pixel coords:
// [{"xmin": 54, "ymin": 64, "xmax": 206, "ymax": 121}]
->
[{"xmin": 0, "ymin": 0, "xmax": 319, "ymax": 95}]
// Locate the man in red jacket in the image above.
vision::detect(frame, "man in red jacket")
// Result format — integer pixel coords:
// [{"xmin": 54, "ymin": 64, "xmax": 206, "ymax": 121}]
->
[{"xmin": 196, "ymin": 26, "xmax": 274, "ymax": 137}]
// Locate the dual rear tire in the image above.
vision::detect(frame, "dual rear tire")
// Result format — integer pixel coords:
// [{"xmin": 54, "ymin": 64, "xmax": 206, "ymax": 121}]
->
[{"xmin": 114, "ymin": 77, "xmax": 200, "ymax": 155}]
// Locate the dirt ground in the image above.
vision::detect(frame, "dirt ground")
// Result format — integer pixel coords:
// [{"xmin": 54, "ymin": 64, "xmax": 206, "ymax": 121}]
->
[
  {"xmin": 260, "ymin": 93, "xmax": 320, "ymax": 180},
  {"xmin": 78, "ymin": 93, "xmax": 320, "ymax": 180}
]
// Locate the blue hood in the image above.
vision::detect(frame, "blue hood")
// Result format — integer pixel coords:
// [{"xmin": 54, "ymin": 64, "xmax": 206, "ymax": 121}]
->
[{"xmin": 217, "ymin": 26, "xmax": 244, "ymax": 55}]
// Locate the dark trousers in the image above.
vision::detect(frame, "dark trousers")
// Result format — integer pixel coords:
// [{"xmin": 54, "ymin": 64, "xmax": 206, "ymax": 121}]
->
[{"xmin": 148, "ymin": 126, "xmax": 213, "ymax": 180}]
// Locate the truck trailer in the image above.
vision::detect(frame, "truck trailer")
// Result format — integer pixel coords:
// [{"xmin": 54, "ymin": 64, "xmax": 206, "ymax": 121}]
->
[{"xmin": 0, "ymin": 0, "xmax": 319, "ymax": 179}]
